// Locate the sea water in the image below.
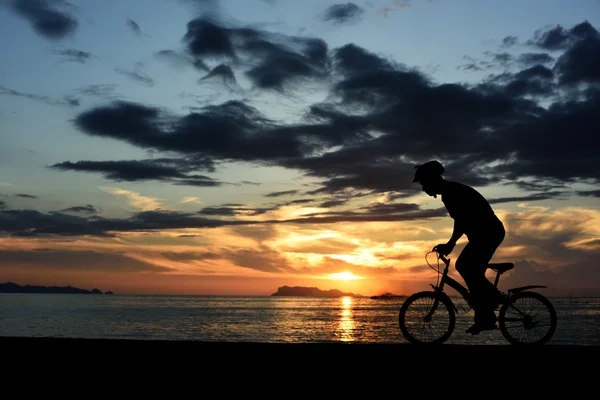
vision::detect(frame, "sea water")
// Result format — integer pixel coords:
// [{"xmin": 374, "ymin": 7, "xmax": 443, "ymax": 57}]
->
[{"xmin": 0, "ymin": 294, "xmax": 598, "ymax": 345}]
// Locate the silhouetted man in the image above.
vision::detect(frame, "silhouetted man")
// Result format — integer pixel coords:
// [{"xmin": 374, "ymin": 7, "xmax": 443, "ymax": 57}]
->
[{"xmin": 413, "ymin": 160, "xmax": 506, "ymax": 335}]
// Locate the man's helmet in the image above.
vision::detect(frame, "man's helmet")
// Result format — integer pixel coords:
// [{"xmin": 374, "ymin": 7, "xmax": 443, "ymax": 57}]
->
[{"xmin": 412, "ymin": 160, "xmax": 445, "ymax": 182}]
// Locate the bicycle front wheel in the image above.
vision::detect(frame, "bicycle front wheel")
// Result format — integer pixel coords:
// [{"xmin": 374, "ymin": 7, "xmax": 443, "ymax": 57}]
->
[
  {"xmin": 398, "ymin": 291, "xmax": 455, "ymax": 345},
  {"xmin": 499, "ymin": 291, "xmax": 557, "ymax": 346}
]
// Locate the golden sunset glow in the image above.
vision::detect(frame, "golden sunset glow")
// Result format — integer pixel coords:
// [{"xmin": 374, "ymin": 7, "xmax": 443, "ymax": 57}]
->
[
  {"xmin": 328, "ymin": 272, "xmax": 363, "ymax": 281},
  {"xmin": 337, "ymin": 296, "xmax": 355, "ymax": 342},
  {"xmin": 0, "ymin": 0, "xmax": 598, "ymax": 300}
]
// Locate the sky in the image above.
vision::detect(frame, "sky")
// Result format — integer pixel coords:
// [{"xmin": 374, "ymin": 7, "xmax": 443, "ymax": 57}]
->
[{"xmin": 0, "ymin": 0, "xmax": 599, "ymax": 296}]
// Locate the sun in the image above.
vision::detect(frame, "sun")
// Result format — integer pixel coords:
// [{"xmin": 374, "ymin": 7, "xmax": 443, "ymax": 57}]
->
[{"xmin": 328, "ymin": 272, "xmax": 363, "ymax": 281}]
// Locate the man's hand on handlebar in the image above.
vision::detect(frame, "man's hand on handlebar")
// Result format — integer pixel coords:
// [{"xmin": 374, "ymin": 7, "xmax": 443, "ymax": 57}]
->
[{"xmin": 433, "ymin": 242, "xmax": 454, "ymax": 256}]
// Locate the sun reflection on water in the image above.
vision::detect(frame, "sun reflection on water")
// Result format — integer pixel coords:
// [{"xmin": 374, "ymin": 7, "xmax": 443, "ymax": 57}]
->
[{"xmin": 338, "ymin": 296, "xmax": 355, "ymax": 342}]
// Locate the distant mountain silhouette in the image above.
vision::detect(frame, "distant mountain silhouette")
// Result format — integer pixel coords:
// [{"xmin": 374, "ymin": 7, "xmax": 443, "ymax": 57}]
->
[
  {"xmin": 0, "ymin": 282, "xmax": 114, "ymax": 295},
  {"xmin": 271, "ymin": 285, "xmax": 363, "ymax": 297}
]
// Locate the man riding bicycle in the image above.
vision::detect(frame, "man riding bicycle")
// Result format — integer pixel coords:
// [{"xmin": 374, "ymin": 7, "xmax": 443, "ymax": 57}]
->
[{"xmin": 413, "ymin": 160, "xmax": 506, "ymax": 335}]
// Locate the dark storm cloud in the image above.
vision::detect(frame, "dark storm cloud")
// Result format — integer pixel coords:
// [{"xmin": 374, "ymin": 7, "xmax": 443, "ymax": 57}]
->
[
  {"xmin": 200, "ymin": 64, "xmax": 236, "ymax": 84},
  {"xmin": 8, "ymin": 0, "xmax": 78, "ymax": 39},
  {"xmin": 517, "ymin": 52, "xmax": 554, "ymax": 67},
  {"xmin": 0, "ymin": 209, "xmax": 245, "ymax": 237},
  {"xmin": 61, "ymin": 205, "xmax": 97, "ymax": 213},
  {"xmin": 0, "ymin": 200, "xmax": 6, "ymax": 210},
  {"xmin": 576, "ymin": 189, "xmax": 600, "ymax": 198},
  {"xmin": 554, "ymin": 33, "xmax": 600, "ymax": 85},
  {"xmin": 482, "ymin": 65, "xmax": 555, "ymax": 98},
  {"xmin": 264, "ymin": 190, "xmax": 298, "ymax": 197},
  {"xmin": 183, "ymin": 18, "xmax": 236, "ymax": 59},
  {"xmin": 460, "ymin": 51, "xmax": 554, "ymax": 72},
  {"xmin": 16, "ymin": 193, "xmax": 37, "ymax": 198},
  {"xmin": 0, "ymin": 200, "xmax": 447, "ymax": 237},
  {"xmin": 51, "ymin": 48, "xmax": 93, "ymax": 63},
  {"xmin": 488, "ymin": 192, "xmax": 568, "ymax": 205},
  {"xmin": 528, "ymin": 21, "xmax": 599, "ymax": 50},
  {"xmin": 322, "ymin": 3, "xmax": 365, "ymax": 25},
  {"xmin": 64, "ymin": 20, "xmax": 600, "ymax": 198},
  {"xmin": 182, "ymin": 17, "xmax": 329, "ymax": 90},
  {"xmin": 49, "ymin": 159, "xmax": 220, "ymax": 186},
  {"xmin": 0, "ymin": 209, "xmax": 112, "ymax": 236},
  {"xmin": 0, "ymin": 85, "xmax": 79, "ymax": 107},
  {"xmin": 71, "ymin": 100, "xmax": 329, "ymax": 163}
]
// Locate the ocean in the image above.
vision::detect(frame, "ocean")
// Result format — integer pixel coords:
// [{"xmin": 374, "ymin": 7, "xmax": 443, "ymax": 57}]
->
[{"xmin": 0, "ymin": 293, "xmax": 598, "ymax": 345}]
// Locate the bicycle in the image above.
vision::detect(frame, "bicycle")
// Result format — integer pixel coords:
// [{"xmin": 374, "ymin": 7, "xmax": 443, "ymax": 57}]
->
[{"xmin": 398, "ymin": 248, "xmax": 557, "ymax": 346}]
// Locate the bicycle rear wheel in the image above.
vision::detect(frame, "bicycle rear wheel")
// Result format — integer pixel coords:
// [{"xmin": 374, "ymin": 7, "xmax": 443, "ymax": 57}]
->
[
  {"xmin": 498, "ymin": 291, "xmax": 557, "ymax": 346},
  {"xmin": 398, "ymin": 291, "xmax": 455, "ymax": 345}
]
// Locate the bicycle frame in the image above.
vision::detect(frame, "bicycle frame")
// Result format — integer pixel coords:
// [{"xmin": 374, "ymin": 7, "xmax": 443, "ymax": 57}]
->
[
  {"xmin": 425, "ymin": 253, "xmax": 466, "ymax": 319},
  {"xmin": 425, "ymin": 251, "xmax": 549, "ymax": 320}
]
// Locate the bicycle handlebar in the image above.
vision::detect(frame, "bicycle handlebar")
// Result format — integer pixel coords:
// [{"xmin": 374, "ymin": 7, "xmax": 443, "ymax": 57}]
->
[{"xmin": 432, "ymin": 247, "xmax": 450, "ymax": 266}]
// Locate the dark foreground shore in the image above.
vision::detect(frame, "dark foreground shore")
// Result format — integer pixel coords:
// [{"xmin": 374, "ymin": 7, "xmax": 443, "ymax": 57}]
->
[
  {"xmin": 4, "ymin": 335, "xmax": 599, "ymax": 356},
  {"xmin": 4, "ymin": 336, "xmax": 598, "ymax": 386}
]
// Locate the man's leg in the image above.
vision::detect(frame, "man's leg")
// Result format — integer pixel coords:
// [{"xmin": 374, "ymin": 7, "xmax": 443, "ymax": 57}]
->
[{"xmin": 455, "ymin": 240, "xmax": 501, "ymax": 329}]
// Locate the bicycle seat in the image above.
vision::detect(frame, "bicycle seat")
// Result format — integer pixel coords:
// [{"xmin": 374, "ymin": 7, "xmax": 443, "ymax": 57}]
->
[{"xmin": 488, "ymin": 262, "xmax": 514, "ymax": 274}]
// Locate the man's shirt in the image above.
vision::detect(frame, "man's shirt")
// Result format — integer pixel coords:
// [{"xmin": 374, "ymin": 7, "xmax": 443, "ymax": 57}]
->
[{"xmin": 441, "ymin": 180, "xmax": 503, "ymax": 239}]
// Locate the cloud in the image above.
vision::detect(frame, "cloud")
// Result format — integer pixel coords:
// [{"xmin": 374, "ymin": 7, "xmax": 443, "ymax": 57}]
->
[
  {"xmin": 576, "ymin": 189, "xmax": 600, "ymax": 198},
  {"xmin": 0, "ymin": 84, "xmax": 79, "ymax": 107},
  {"xmin": 55, "ymin": 20, "xmax": 599, "ymax": 200},
  {"xmin": 115, "ymin": 67, "xmax": 154, "ymax": 87},
  {"xmin": 265, "ymin": 190, "xmax": 299, "ymax": 198},
  {"xmin": 50, "ymin": 48, "xmax": 94, "ymax": 63},
  {"xmin": 8, "ymin": 0, "xmax": 78, "ymax": 39},
  {"xmin": 181, "ymin": 17, "xmax": 329, "ymax": 91},
  {"xmin": 527, "ymin": 21, "xmax": 599, "ymax": 50},
  {"xmin": 0, "ymin": 249, "xmax": 172, "ymax": 272},
  {"xmin": 50, "ymin": 159, "xmax": 219, "ymax": 186},
  {"xmin": 76, "ymin": 84, "xmax": 120, "ymax": 100},
  {"xmin": 501, "ymin": 35, "xmax": 518, "ymax": 47},
  {"xmin": 517, "ymin": 52, "xmax": 555, "ymax": 67},
  {"xmin": 127, "ymin": 18, "xmax": 142, "ymax": 35},
  {"xmin": 181, "ymin": 197, "xmax": 201, "ymax": 204},
  {"xmin": 377, "ymin": 1, "xmax": 411, "ymax": 18},
  {"xmin": 0, "ymin": 198, "xmax": 445, "ymax": 237},
  {"xmin": 321, "ymin": 3, "xmax": 365, "ymax": 25},
  {"xmin": 99, "ymin": 187, "xmax": 165, "ymax": 211},
  {"xmin": 60, "ymin": 205, "xmax": 98, "ymax": 213}
]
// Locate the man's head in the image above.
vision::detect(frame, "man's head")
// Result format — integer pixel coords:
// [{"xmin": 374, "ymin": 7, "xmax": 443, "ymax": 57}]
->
[{"xmin": 413, "ymin": 160, "xmax": 445, "ymax": 198}]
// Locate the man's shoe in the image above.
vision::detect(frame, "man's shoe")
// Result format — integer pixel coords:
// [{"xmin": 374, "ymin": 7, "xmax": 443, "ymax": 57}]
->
[{"xmin": 465, "ymin": 322, "xmax": 497, "ymax": 335}]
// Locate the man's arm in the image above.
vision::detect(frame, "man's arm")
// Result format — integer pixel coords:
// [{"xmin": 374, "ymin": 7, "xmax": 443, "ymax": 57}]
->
[{"xmin": 448, "ymin": 219, "xmax": 464, "ymax": 246}]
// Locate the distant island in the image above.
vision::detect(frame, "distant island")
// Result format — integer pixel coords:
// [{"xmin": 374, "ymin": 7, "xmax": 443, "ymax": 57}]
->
[
  {"xmin": 0, "ymin": 282, "xmax": 114, "ymax": 295},
  {"xmin": 369, "ymin": 292, "xmax": 405, "ymax": 299},
  {"xmin": 271, "ymin": 286, "xmax": 363, "ymax": 297}
]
